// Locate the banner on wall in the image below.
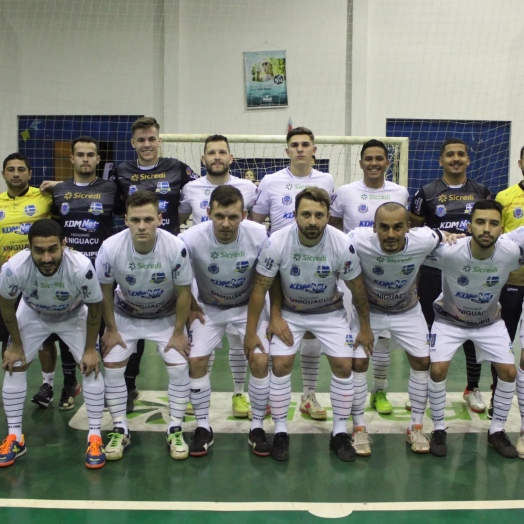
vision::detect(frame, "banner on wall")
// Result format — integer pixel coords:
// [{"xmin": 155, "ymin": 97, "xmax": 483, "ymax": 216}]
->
[{"xmin": 244, "ymin": 50, "xmax": 288, "ymax": 109}]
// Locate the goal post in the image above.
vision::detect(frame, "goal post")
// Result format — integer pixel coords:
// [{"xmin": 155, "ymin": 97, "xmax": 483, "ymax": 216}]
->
[{"xmin": 160, "ymin": 134, "xmax": 409, "ymax": 190}]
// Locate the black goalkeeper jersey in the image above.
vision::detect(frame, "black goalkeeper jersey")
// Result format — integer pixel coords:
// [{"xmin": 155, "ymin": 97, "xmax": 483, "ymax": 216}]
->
[
  {"xmin": 409, "ymin": 178, "xmax": 492, "ymax": 233},
  {"xmin": 52, "ymin": 178, "xmax": 122, "ymax": 262},
  {"xmin": 114, "ymin": 158, "xmax": 199, "ymax": 235}
]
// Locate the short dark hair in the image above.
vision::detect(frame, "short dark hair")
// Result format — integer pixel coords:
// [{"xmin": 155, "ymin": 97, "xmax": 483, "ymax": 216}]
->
[
  {"xmin": 286, "ymin": 126, "xmax": 315, "ymax": 144},
  {"xmin": 126, "ymin": 190, "xmax": 159, "ymax": 212},
  {"xmin": 361, "ymin": 139, "xmax": 388, "ymax": 159},
  {"xmin": 295, "ymin": 187, "xmax": 330, "ymax": 213},
  {"xmin": 204, "ymin": 134, "xmax": 230, "ymax": 153},
  {"xmin": 131, "ymin": 117, "xmax": 160, "ymax": 135},
  {"xmin": 440, "ymin": 138, "xmax": 468, "ymax": 156},
  {"xmin": 471, "ymin": 199, "xmax": 503, "ymax": 220},
  {"xmin": 3, "ymin": 153, "xmax": 31, "ymax": 172},
  {"xmin": 209, "ymin": 185, "xmax": 244, "ymax": 210},
  {"xmin": 28, "ymin": 219, "xmax": 64, "ymax": 244},
  {"xmin": 520, "ymin": 145, "xmax": 524, "ymax": 160},
  {"xmin": 71, "ymin": 136, "xmax": 99, "ymax": 155},
  {"xmin": 375, "ymin": 202, "xmax": 408, "ymax": 222}
]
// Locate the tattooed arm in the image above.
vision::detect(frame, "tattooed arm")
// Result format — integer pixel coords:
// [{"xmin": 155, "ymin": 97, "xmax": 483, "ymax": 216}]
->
[{"xmin": 345, "ymin": 273, "xmax": 375, "ymax": 356}]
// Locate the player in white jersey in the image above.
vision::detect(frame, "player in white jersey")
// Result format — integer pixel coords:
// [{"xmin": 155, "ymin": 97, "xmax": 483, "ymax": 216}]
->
[
  {"xmin": 179, "ymin": 135, "xmax": 258, "ymax": 419},
  {"xmin": 428, "ymin": 200, "xmax": 524, "ymax": 459},
  {"xmin": 179, "ymin": 186, "xmax": 271, "ymax": 456},
  {"xmin": 95, "ymin": 191, "xmax": 193, "ymax": 462},
  {"xmin": 246, "ymin": 187, "xmax": 374, "ymax": 462},
  {"xmin": 251, "ymin": 127, "xmax": 335, "ymax": 421},
  {"xmin": 348, "ymin": 203, "xmax": 460, "ymax": 456},
  {"xmin": 0, "ymin": 219, "xmax": 105, "ymax": 469},
  {"xmin": 331, "ymin": 139, "xmax": 410, "ymax": 417}
]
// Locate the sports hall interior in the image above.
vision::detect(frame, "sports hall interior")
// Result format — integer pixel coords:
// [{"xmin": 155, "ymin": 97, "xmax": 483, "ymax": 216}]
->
[{"xmin": 1, "ymin": 1, "xmax": 524, "ymax": 523}]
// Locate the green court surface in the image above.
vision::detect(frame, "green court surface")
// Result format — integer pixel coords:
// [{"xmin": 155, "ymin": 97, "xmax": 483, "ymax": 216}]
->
[{"xmin": 1, "ymin": 342, "xmax": 524, "ymax": 523}]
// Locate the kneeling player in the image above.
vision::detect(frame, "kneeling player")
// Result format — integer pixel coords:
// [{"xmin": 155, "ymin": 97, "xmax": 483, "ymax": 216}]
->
[{"xmin": 95, "ymin": 191, "xmax": 193, "ymax": 461}]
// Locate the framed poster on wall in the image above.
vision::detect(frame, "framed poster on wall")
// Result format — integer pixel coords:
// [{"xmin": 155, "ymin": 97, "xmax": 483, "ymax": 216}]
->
[{"xmin": 244, "ymin": 50, "xmax": 288, "ymax": 109}]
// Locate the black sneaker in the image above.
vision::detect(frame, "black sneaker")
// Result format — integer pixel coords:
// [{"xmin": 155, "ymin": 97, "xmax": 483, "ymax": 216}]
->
[
  {"xmin": 31, "ymin": 383, "xmax": 53, "ymax": 408},
  {"xmin": 329, "ymin": 432, "xmax": 356, "ymax": 462},
  {"xmin": 189, "ymin": 427, "xmax": 214, "ymax": 457},
  {"xmin": 271, "ymin": 432, "xmax": 289, "ymax": 461},
  {"xmin": 487, "ymin": 398, "xmax": 493, "ymax": 420},
  {"xmin": 126, "ymin": 389, "xmax": 139, "ymax": 414},
  {"xmin": 429, "ymin": 429, "xmax": 447, "ymax": 457},
  {"xmin": 248, "ymin": 428, "xmax": 271, "ymax": 457},
  {"xmin": 58, "ymin": 383, "xmax": 81, "ymax": 411},
  {"xmin": 487, "ymin": 430, "xmax": 518, "ymax": 458}
]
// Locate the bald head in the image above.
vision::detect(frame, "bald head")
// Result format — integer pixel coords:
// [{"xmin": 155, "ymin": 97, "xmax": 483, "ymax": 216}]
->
[{"xmin": 374, "ymin": 202, "xmax": 409, "ymax": 254}]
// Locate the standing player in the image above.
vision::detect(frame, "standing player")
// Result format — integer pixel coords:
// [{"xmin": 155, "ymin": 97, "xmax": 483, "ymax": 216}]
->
[
  {"xmin": 0, "ymin": 219, "xmax": 105, "ymax": 468},
  {"xmin": 112, "ymin": 117, "xmax": 199, "ymax": 409},
  {"xmin": 410, "ymin": 138, "xmax": 492, "ymax": 413},
  {"xmin": 180, "ymin": 186, "xmax": 270, "ymax": 456},
  {"xmin": 246, "ymin": 188, "xmax": 374, "ymax": 461},
  {"xmin": 251, "ymin": 127, "xmax": 335, "ymax": 421},
  {"xmin": 95, "ymin": 191, "xmax": 193, "ymax": 462},
  {"xmin": 428, "ymin": 200, "xmax": 522, "ymax": 458},
  {"xmin": 330, "ymin": 139, "xmax": 409, "ymax": 416},
  {"xmin": 32, "ymin": 136, "xmax": 123, "ymax": 411},
  {"xmin": 179, "ymin": 135, "xmax": 258, "ymax": 418}
]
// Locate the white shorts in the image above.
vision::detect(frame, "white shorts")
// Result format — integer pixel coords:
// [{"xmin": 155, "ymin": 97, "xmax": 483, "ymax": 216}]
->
[
  {"xmin": 188, "ymin": 303, "xmax": 269, "ymax": 358},
  {"xmin": 103, "ymin": 312, "xmax": 187, "ymax": 365},
  {"xmin": 351, "ymin": 303, "xmax": 429, "ymax": 359},
  {"xmin": 430, "ymin": 319, "xmax": 515, "ymax": 365},
  {"xmin": 13, "ymin": 300, "xmax": 87, "ymax": 364},
  {"xmin": 270, "ymin": 308, "xmax": 353, "ymax": 358}
]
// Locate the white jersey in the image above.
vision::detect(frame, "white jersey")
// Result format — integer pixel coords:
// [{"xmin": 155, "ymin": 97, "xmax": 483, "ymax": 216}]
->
[
  {"xmin": 434, "ymin": 236, "xmax": 523, "ymax": 327},
  {"xmin": 349, "ymin": 227, "xmax": 441, "ymax": 314},
  {"xmin": 179, "ymin": 175, "xmax": 257, "ymax": 225},
  {"xmin": 256, "ymin": 224, "xmax": 361, "ymax": 314},
  {"xmin": 179, "ymin": 220, "xmax": 268, "ymax": 308},
  {"xmin": 0, "ymin": 248, "xmax": 102, "ymax": 321},
  {"xmin": 96, "ymin": 228, "xmax": 193, "ymax": 319},
  {"xmin": 252, "ymin": 167, "xmax": 334, "ymax": 232},
  {"xmin": 331, "ymin": 180, "xmax": 409, "ymax": 233}
]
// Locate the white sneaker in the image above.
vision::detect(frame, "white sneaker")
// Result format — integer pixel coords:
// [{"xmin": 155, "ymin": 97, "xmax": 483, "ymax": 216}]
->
[
  {"xmin": 463, "ymin": 388, "xmax": 486, "ymax": 413},
  {"xmin": 352, "ymin": 426, "xmax": 372, "ymax": 456},
  {"xmin": 105, "ymin": 430, "xmax": 130, "ymax": 461},
  {"xmin": 516, "ymin": 432, "xmax": 524, "ymax": 459},
  {"xmin": 300, "ymin": 393, "xmax": 327, "ymax": 420},
  {"xmin": 167, "ymin": 427, "xmax": 189, "ymax": 460},
  {"xmin": 406, "ymin": 424, "xmax": 430, "ymax": 453}
]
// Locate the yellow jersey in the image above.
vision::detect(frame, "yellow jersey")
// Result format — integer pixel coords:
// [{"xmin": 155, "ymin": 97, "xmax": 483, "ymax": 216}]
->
[
  {"xmin": 496, "ymin": 182, "xmax": 524, "ymax": 233},
  {"xmin": 0, "ymin": 187, "xmax": 52, "ymax": 266}
]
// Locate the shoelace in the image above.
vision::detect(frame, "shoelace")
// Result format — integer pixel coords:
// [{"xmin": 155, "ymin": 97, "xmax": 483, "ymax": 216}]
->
[
  {"xmin": 87, "ymin": 439, "xmax": 103, "ymax": 457},
  {"xmin": 169, "ymin": 432, "xmax": 184, "ymax": 446},
  {"xmin": 0, "ymin": 436, "xmax": 16, "ymax": 454},
  {"xmin": 106, "ymin": 433, "xmax": 124, "ymax": 449}
]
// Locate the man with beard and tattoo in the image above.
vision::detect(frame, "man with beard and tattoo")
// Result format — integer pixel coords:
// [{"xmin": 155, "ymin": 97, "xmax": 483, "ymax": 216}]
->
[{"xmin": 178, "ymin": 135, "xmax": 258, "ymax": 418}]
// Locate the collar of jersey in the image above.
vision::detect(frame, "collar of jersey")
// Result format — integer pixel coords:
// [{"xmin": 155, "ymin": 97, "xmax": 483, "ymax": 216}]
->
[
  {"xmin": 205, "ymin": 174, "xmax": 232, "ymax": 186},
  {"xmin": 466, "ymin": 237, "xmax": 496, "ymax": 261},
  {"xmin": 136, "ymin": 159, "xmax": 159, "ymax": 171},
  {"xmin": 131, "ymin": 232, "xmax": 158, "ymax": 256},
  {"xmin": 286, "ymin": 167, "xmax": 313, "ymax": 178},
  {"xmin": 72, "ymin": 179, "xmax": 98, "ymax": 187},
  {"xmin": 362, "ymin": 180, "xmax": 386, "ymax": 191},
  {"xmin": 441, "ymin": 178, "xmax": 467, "ymax": 189},
  {"xmin": 212, "ymin": 226, "xmax": 241, "ymax": 246},
  {"xmin": 7, "ymin": 186, "xmax": 30, "ymax": 199}
]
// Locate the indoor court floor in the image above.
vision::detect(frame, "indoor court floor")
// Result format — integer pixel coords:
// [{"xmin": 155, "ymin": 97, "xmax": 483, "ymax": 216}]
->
[{"xmin": 1, "ymin": 340, "xmax": 524, "ymax": 523}]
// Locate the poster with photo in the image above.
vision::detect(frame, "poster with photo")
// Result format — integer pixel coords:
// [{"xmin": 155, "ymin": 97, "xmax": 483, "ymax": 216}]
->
[{"xmin": 244, "ymin": 50, "xmax": 288, "ymax": 109}]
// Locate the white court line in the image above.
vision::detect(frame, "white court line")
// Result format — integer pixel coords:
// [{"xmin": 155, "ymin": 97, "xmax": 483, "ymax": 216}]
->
[{"xmin": 1, "ymin": 499, "xmax": 524, "ymax": 518}]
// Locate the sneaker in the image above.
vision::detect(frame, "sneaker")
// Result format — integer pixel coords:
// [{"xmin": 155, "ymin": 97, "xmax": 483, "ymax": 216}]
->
[
  {"xmin": 370, "ymin": 390, "xmax": 392, "ymax": 414},
  {"xmin": 487, "ymin": 397, "xmax": 493, "ymax": 420},
  {"xmin": 487, "ymin": 430, "xmax": 518, "ymax": 458},
  {"xmin": 58, "ymin": 383, "xmax": 82, "ymax": 411},
  {"xmin": 85, "ymin": 435, "xmax": 106, "ymax": 469},
  {"xmin": 463, "ymin": 387, "xmax": 486, "ymax": 413},
  {"xmin": 189, "ymin": 427, "xmax": 214, "ymax": 457},
  {"xmin": 31, "ymin": 383, "xmax": 53, "ymax": 408},
  {"xmin": 405, "ymin": 400, "xmax": 412, "ymax": 411},
  {"xmin": 406, "ymin": 424, "xmax": 430, "ymax": 453},
  {"xmin": 329, "ymin": 432, "xmax": 357, "ymax": 462},
  {"xmin": 185, "ymin": 402, "xmax": 194, "ymax": 416},
  {"xmin": 232, "ymin": 394, "xmax": 250, "ymax": 418},
  {"xmin": 0, "ymin": 434, "xmax": 26, "ymax": 467},
  {"xmin": 516, "ymin": 432, "xmax": 524, "ymax": 459},
  {"xmin": 352, "ymin": 426, "xmax": 372, "ymax": 456},
  {"xmin": 248, "ymin": 428, "xmax": 271, "ymax": 457},
  {"xmin": 126, "ymin": 389, "xmax": 139, "ymax": 414},
  {"xmin": 167, "ymin": 427, "xmax": 189, "ymax": 460},
  {"xmin": 429, "ymin": 429, "xmax": 447, "ymax": 457},
  {"xmin": 300, "ymin": 393, "xmax": 327, "ymax": 420},
  {"xmin": 248, "ymin": 404, "xmax": 271, "ymax": 421},
  {"xmin": 271, "ymin": 432, "xmax": 290, "ymax": 461},
  {"xmin": 105, "ymin": 428, "xmax": 130, "ymax": 461}
]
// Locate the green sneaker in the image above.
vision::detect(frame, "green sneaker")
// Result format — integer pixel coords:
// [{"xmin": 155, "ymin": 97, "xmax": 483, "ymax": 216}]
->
[
  {"xmin": 232, "ymin": 393, "xmax": 250, "ymax": 418},
  {"xmin": 105, "ymin": 429, "xmax": 130, "ymax": 461},
  {"xmin": 167, "ymin": 427, "xmax": 189, "ymax": 460},
  {"xmin": 370, "ymin": 389, "xmax": 392, "ymax": 414}
]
